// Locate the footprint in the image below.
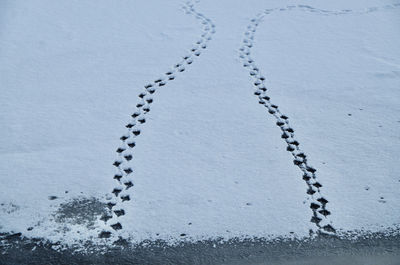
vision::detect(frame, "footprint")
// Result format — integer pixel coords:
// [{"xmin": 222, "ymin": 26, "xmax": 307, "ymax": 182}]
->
[
  {"xmin": 132, "ymin": 129, "xmax": 141, "ymax": 136},
  {"xmin": 112, "ymin": 188, "xmax": 122, "ymax": 196},
  {"xmin": 100, "ymin": 214, "xmax": 112, "ymax": 222},
  {"xmin": 98, "ymin": 231, "xmax": 111, "ymax": 238},
  {"xmin": 114, "ymin": 174, "xmax": 122, "ymax": 181},
  {"xmin": 124, "ymin": 181, "xmax": 134, "ymax": 189},
  {"xmin": 124, "ymin": 168, "xmax": 133, "ymax": 174},
  {"xmin": 111, "ymin": 223, "xmax": 122, "ymax": 230},
  {"xmin": 105, "ymin": 1, "xmax": 216, "ymax": 236},
  {"xmin": 121, "ymin": 195, "xmax": 130, "ymax": 202},
  {"xmin": 114, "ymin": 209, "xmax": 125, "ymax": 217},
  {"xmin": 113, "ymin": 160, "xmax": 122, "ymax": 167},
  {"xmin": 124, "ymin": 154, "xmax": 133, "ymax": 161},
  {"xmin": 116, "ymin": 147, "xmax": 125, "ymax": 153},
  {"xmin": 127, "ymin": 141, "xmax": 135, "ymax": 148}
]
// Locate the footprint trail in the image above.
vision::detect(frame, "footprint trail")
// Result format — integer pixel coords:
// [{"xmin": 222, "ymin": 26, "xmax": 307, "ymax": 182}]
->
[
  {"xmin": 99, "ymin": 0, "xmax": 215, "ymax": 239},
  {"xmin": 239, "ymin": 3, "xmax": 400, "ymax": 234}
]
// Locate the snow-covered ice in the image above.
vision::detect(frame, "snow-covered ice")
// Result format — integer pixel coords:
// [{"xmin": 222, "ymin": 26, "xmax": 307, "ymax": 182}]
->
[{"xmin": 0, "ymin": 0, "xmax": 399, "ymax": 248}]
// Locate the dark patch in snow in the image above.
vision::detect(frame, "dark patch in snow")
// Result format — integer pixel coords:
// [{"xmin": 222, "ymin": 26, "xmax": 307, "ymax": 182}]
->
[{"xmin": 53, "ymin": 197, "xmax": 109, "ymax": 229}]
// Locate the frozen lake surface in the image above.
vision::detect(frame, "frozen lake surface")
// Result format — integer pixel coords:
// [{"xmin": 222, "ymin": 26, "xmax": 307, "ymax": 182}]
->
[
  {"xmin": 1, "ymin": 0, "xmax": 399, "ymax": 261},
  {"xmin": 1, "ymin": 231, "xmax": 399, "ymax": 264}
]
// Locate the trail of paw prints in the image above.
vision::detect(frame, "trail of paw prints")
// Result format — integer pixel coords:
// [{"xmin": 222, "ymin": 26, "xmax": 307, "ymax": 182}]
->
[
  {"xmin": 239, "ymin": 3, "xmax": 400, "ymax": 235},
  {"xmin": 98, "ymin": 1, "xmax": 215, "ymax": 240}
]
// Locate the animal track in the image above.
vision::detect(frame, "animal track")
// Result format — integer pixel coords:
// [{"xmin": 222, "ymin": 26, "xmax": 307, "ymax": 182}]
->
[
  {"xmin": 100, "ymin": 0, "xmax": 215, "ymax": 238},
  {"xmin": 239, "ymin": 3, "xmax": 399, "ymax": 234},
  {"xmin": 240, "ymin": 7, "xmax": 330, "ymax": 234}
]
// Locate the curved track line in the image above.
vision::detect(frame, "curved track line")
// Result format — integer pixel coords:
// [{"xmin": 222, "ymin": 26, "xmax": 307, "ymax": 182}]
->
[
  {"xmin": 99, "ymin": 1, "xmax": 215, "ymax": 239},
  {"xmin": 239, "ymin": 4, "xmax": 399, "ymax": 234}
]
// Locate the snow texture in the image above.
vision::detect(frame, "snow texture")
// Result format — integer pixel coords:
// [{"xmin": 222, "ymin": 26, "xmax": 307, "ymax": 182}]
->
[{"xmin": 0, "ymin": 0, "xmax": 399, "ymax": 247}]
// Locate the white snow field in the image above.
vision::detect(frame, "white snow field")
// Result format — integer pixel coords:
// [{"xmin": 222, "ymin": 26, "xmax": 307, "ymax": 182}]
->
[{"xmin": 0, "ymin": 0, "xmax": 399, "ymax": 247}]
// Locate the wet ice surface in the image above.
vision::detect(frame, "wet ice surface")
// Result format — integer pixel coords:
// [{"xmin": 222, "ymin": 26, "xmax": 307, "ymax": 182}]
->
[
  {"xmin": 1, "ymin": 231, "xmax": 399, "ymax": 265},
  {"xmin": 1, "ymin": 198, "xmax": 398, "ymax": 264}
]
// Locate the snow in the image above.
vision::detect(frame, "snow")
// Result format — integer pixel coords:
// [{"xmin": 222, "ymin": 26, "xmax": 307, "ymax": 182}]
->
[
  {"xmin": 0, "ymin": 0, "xmax": 399, "ymax": 247},
  {"xmin": 251, "ymin": 2, "xmax": 400, "ymax": 232}
]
